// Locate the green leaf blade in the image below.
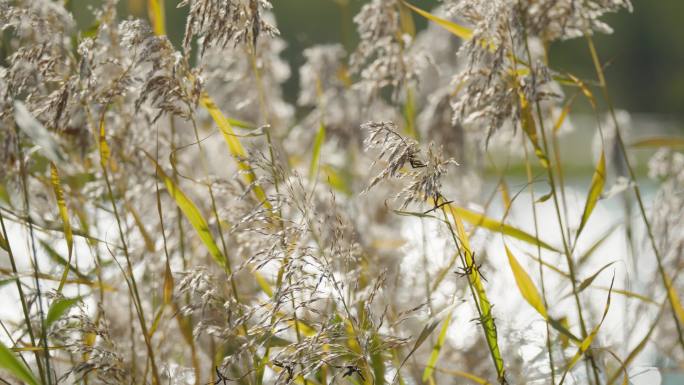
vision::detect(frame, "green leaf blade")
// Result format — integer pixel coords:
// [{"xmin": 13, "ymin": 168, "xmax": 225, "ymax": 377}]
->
[
  {"xmin": 46, "ymin": 297, "xmax": 81, "ymax": 329},
  {"xmin": 0, "ymin": 341, "xmax": 41, "ymax": 385}
]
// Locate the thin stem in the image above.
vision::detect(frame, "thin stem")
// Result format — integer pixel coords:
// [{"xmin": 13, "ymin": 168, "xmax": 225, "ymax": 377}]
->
[
  {"xmin": 14, "ymin": 124, "xmax": 50, "ymax": 385},
  {"xmin": 585, "ymin": 35, "xmax": 684, "ymax": 351},
  {"xmin": 188, "ymin": 119, "xmax": 241, "ymax": 302},
  {"xmin": 521, "ymin": 136, "xmax": 556, "ymax": 383},
  {"xmin": 100, "ymin": 158, "xmax": 161, "ymax": 385},
  {"xmin": 513, "ymin": 14, "xmax": 600, "ymax": 383},
  {"xmin": 0, "ymin": 212, "xmax": 43, "ymax": 376},
  {"xmin": 550, "ymin": 102, "xmax": 574, "ymax": 246},
  {"xmin": 440, "ymin": 202, "xmax": 506, "ymax": 383}
]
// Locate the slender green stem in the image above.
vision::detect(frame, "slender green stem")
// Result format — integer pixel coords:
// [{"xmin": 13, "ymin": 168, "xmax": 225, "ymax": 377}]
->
[
  {"xmin": 188, "ymin": 120, "xmax": 241, "ymax": 301},
  {"xmin": 550, "ymin": 104, "xmax": 573, "ymax": 246},
  {"xmin": 248, "ymin": 45, "xmax": 301, "ymax": 385},
  {"xmin": 585, "ymin": 35, "xmax": 684, "ymax": 352},
  {"xmin": 14, "ymin": 124, "xmax": 50, "ymax": 385},
  {"xmin": 129, "ymin": 294, "xmax": 138, "ymax": 383},
  {"xmin": 184, "ymin": 119, "xmax": 257, "ymax": 383},
  {"xmin": 101, "ymin": 162, "xmax": 161, "ymax": 385},
  {"xmin": 439, "ymin": 204, "xmax": 506, "ymax": 383},
  {"xmin": 521, "ymin": 137, "xmax": 556, "ymax": 383},
  {"xmin": 514, "ymin": 14, "xmax": 600, "ymax": 383},
  {"xmin": 534, "ymin": 85, "xmax": 602, "ymax": 385},
  {"xmin": 0, "ymin": 211, "xmax": 44, "ymax": 381}
]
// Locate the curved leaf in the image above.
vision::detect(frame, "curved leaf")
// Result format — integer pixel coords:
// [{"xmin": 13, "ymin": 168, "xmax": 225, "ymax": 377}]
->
[
  {"xmin": 422, "ymin": 313, "xmax": 452, "ymax": 382},
  {"xmin": 520, "ymin": 98, "xmax": 550, "ymax": 168},
  {"xmin": 39, "ymin": 240, "xmax": 89, "ymax": 280},
  {"xmin": 146, "ymin": 154, "xmax": 227, "ymax": 269},
  {"xmin": 577, "ymin": 150, "xmax": 606, "ymax": 237},
  {"xmin": 577, "ymin": 262, "xmax": 616, "ymax": 294},
  {"xmin": 200, "ymin": 95, "xmax": 270, "ymax": 209},
  {"xmin": 370, "ymin": 333, "xmax": 385, "ymax": 385},
  {"xmin": 163, "ymin": 263, "xmax": 174, "ymax": 305},
  {"xmin": 46, "ymin": 296, "xmax": 81, "ymax": 329},
  {"xmin": 444, "ymin": 204, "xmax": 505, "ymax": 381},
  {"xmin": 393, "ymin": 318, "xmax": 440, "ymax": 384},
  {"xmin": 505, "ymin": 245, "xmax": 548, "ymax": 319},
  {"xmin": 50, "ymin": 163, "xmax": 73, "ymax": 293},
  {"xmin": 14, "ymin": 101, "xmax": 64, "ymax": 164},
  {"xmin": 309, "ymin": 123, "xmax": 326, "ymax": 181},
  {"xmin": 559, "ymin": 276, "xmax": 614, "ymax": 385},
  {"xmin": 0, "ymin": 341, "xmax": 40, "ymax": 385},
  {"xmin": 401, "ymin": 1, "xmax": 472, "ymax": 40},
  {"xmin": 578, "ymin": 225, "xmax": 618, "ymax": 265},
  {"xmin": 431, "ymin": 368, "xmax": 490, "ymax": 385},
  {"xmin": 448, "ymin": 204, "xmax": 559, "ymax": 252},
  {"xmin": 630, "ymin": 136, "xmax": 684, "ymax": 149},
  {"xmin": 553, "ymin": 94, "xmax": 577, "ymax": 134}
]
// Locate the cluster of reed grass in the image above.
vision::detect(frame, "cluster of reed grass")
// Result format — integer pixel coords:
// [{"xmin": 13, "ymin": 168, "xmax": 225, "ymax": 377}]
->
[{"xmin": 0, "ymin": 1, "xmax": 683, "ymax": 385}]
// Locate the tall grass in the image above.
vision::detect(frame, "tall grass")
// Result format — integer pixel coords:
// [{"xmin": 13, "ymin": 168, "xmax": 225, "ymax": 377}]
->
[{"xmin": 0, "ymin": 1, "xmax": 683, "ymax": 385}]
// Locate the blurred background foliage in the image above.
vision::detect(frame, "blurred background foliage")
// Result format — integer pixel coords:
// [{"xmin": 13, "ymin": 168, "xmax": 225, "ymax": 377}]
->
[{"xmin": 63, "ymin": 0, "xmax": 684, "ymax": 121}]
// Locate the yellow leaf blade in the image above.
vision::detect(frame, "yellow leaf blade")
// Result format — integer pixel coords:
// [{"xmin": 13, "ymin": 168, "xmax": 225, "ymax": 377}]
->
[
  {"xmin": 403, "ymin": 87, "xmax": 418, "ymax": 139},
  {"xmin": 505, "ymin": 245, "xmax": 548, "ymax": 319},
  {"xmin": 50, "ymin": 163, "xmax": 73, "ymax": 293},
  {"xmin": 578, "ymin": 150, "xmax": 606, "ymax": 236},
  {"xmin": 520, "ymin": 96, "xmax": 550, "ymax": 168},
  {"xmin": 322, "ymin": 164, "xmax": 351, "ymax": 195},
  {"xmin": 398, "ymin": 1, "xmax": 416, "ymax": 37},
  {"xmin": 146, "ymin": 153, "xmax": 227, "ymax": 269},
  {"xmin": 200, "ymin": 95, "xmax": 271, "ymax": 209},
  {"xmin": 566, "ymin": 73, "xmax": 597, "ymax": 109},
  {"xmin": 432, "ymin": 367, "xmax": 491, "ymax": 385},
  {"xmin": 422, "ymin": 313, "xmax": 452, "ymax": 382},
  {"xmin": 560, "ymin": 277, "xmax": 614, "ymax": 384},
  {"xmin": 254, "ymin": 270, "xmax": 273, "ymax": 297},
  {"xmin": 147, "ymin": 154, "xmax": 275, "ymax": 297},
  {"xmin": 402, "ymin": 1, "xmax": 472, "ymax": 40},
  {"xmin": 665, "ymin": 274, "xmax": 684, "ymax": 325},
  {"xmin": 499, "ymin": 180, "xmax": 512, "ymax": 211},
  {"xmin": 201, "ymin": 95, "xmax": 248, "ymax": 159},
  {"xmin": 443, "ymin": 203, "xmax": 505, "ymax": 381},
  {"xmin": 309, "ymin": 123, "xmax": 326, "ymax": 181},
  {"xmin": 553, "ymin": 94, "xmax": 577, "ymax": 134},
  {"xmin": 163, "ymin": 263, "xmax": 174, "ymax": 305},
  {"xmin": 147, "ymin": 0, "xmax": 166, "ymax": 36},
  {"xmin": 449, "ymin": 204, "xmax": 558, "ymax": 252},
  {"xmin": 630, "ymin": 136, "xmax": 684, "ymax": 149},
  {"xmin": 98, "ymin": 115, "xmax": 110, "ymax": 168}
]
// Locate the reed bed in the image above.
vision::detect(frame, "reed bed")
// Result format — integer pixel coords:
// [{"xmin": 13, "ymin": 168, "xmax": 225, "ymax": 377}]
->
[{"xmin": 0, "ymin": 1, "xmax": 683, "ymax": 385}]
